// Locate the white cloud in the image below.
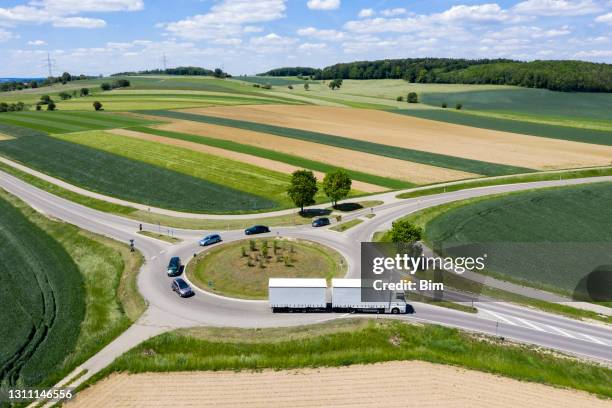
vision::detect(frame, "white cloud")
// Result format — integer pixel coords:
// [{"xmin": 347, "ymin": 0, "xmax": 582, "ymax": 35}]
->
[
  {"xmin": 0, "ymin": 28, "xmax": 15, "ymax": 41},
  {"xmin": 306, "ymin": 0, "xmax": 340, "ymax": 11},
  {"xmin": 162, "ymin": 0, "xmax": 286, "ymax": 40},
  {"xmin": 298, "ymin": 42, "xmax": 326, "ymax": 50},
  {"xmin": 595, "ymin": 12, "xmax": 612, "ymax": 24},
  {"xmin": 358, "ymin": 8, "xmax": 374, "ymax": 18},
  {"xmin": 29, "ymin": 0, "xmax": 143, "ymax": 12},
  {"xmin": 380, "ymin": 8, "xmax": 406, "ymax": 17},
  {"xmin": 250, "ymin": 33, "xmax": 296, "ymax": 46},
  {"xmin": 574, "ymin": 49, "xmax": 612, "ymax": 58},
  {"xmin": 513, "ymin": 0, "xmax": 603, "ymax": 16},
  {"xmin": 53, "ymin": 17, "xmax": 106, "ymax": 28},
  {"xmin": 27, "ymin": 39, "xmax": 47, "ymax": 45},
  {"xmin": 297, "ymin": 26, "xmax": 345, "ymax": 41},
  {"xmin": 436, "ymin": 4, "xmax": 512, "ymax": 22}
]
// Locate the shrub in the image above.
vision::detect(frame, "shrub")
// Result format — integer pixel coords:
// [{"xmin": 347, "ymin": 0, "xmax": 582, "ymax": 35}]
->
[
  {"xmin": 93, "ymin": 101, "xmax": 103, "ymax": 111},
  {"xmin": 441, "ymin": 102, "xmax": 447, "ymax": 108},
  {"xmin": 80, "ymin": 88, "xmax": 90, "ymax": 96},
  {"xmin": 36, "ymin": 104, "xmax": 42, "ymax": 111},
  {"xmin": 456, "ymin": 103, "xmax": 463, "ymax": 110},
  {"xmin": 288, "ymin": 85, "xmax": 293, "ymax": 90},
  {"xmin": 47, "ymin": 101, "xmax": 56, "ymax": 111},
  {"xmin": 249, "ymin": 240, "xmax": 256, "ymax": 252},
  {"xmin": 304, "ymin": 83, "xmax": 309, "ymax": 91},
  {"xmin": 100, "ymin": 83, "xmax": 112, "ymax": 91},
  {"xmin": 407, "ymin": 92, "xmax": 418, "ymax": 103},
  {"xmin": 241, "ymin": 247, "xmax": 247, "ymax": 257},
  {"xmin": 262, "ymin": 83, "xmax": 272, "ymax": 89},
  {"xmin": 253, "ymin": 84, "xmax": 261, "ymax": 88},
  {"xmin": 396, "ymin": 96, "xmax": 404, "ymax": 101}
]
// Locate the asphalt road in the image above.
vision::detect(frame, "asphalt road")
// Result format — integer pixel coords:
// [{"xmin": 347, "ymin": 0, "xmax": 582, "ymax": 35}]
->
[{"xmin": 2, "ymin": 170, "xmax": 611, "ymax": 402}]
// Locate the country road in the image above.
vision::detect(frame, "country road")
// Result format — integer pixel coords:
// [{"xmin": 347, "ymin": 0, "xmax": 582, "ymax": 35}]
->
[{"xmin": 1, "ymin": 170, "xmax": 611, "ymax": 406}]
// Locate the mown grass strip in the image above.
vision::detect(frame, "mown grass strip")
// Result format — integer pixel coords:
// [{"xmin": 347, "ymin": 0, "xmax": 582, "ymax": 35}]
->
[
  {"xmin": 145, "ymin": 110, "xmax": 532, "ymax": 176},
  {"xmin": 129, "ymin": 126, "xmax": 411, "ymax": 189},
  {"xmin": 90, "ymin": 319, "xmax": 612, "ymax": 398},
  {"xmin": 394, "ymin": 109, "xmax": 612, "ymax": 146},
  {"xmin": 330, "ymin": 218, "xmax": 363, "ymax": 232},
  {"xmin": 0, "ymin": 123, "xmax": 279, "ymax": 213},
  {"xmin": 397, "ymin": 167, "xmax": 612, "ymax": 199}
]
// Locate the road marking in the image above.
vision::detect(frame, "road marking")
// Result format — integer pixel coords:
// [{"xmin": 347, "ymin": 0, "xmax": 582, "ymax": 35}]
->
[
  {"xmin": 151, "ymin": 256, "xmax": 157, "ymax": 260},
  {"xmin": 480, "ymin": 309, "xmax": 516, "ymax": 326},
  {"xmin": 543, "ymin": 324, "xmax": 577, "ymax": 339},
  {"xmin": 578, "ymin": 333, "xmax": 607, "ymax": 346},
  {"xmin": 159, "ymin": 250, "xmax": 166, "ymax": 254},
  {"xmin": 514, "ymin": 317, "xmax": 545, "ymax": 332}
]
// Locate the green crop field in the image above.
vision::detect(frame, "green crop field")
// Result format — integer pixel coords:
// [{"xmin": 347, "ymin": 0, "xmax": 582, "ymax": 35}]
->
[
  {"xmin": 394, "ymin": 109, "xmax": 612, "ymax": 146},
  {"xmin": 0, "ymin": 189, "xmax": 144, "ymax": 389},
  {"xmin": 146, "ymin": 110, "xmax": 533, "ymax": 177},
  {"xmin": 129, "ymin": 126, "xmax": 411, "ymax": 189},
  {"xmin": 54, "ymin": 130, "xmax": 306, "ymax": 209},
  {"xmin": 424, "ymin": 183, "xmax": 612, "ymax": 296},
  {"xmin": 420, "ymin": 88, "xmax": 612, "ymax": 124},
  {"xmin": 0, "ymin": 193, "xmax": 84, "ymax": 389},
  {"xmin": 0, "ymin": 123, "xmax": 279, "ymax": 213},
  {"xmin": 0, "ymin": 111, "xmax": 157, "ymax": 134},
  {"xmin": 239, "ymin": 76, "xmax": 315, "ymax": 86}
]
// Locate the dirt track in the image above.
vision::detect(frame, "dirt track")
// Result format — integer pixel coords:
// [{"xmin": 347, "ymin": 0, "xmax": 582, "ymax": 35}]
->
[
  {"xmin": 155, "ymin": 119, "xmax": 478, "ymax": 185},
  {"xmin": 67, "ymin": 361, "xmax": 609, "ymax": 408},
  {"xmin": 108, "ymin": 129, "xmax": 385, "ymax": 193},
  {"xmin": 184, "ymin": 105, "xmax": 612, "ymax": 171}
]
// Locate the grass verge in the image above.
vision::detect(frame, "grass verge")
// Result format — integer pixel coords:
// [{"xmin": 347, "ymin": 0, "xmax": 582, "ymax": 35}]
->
[
  {"xmin": 397, "ymin": 166, "xmax": 612, "ymax": 199},
  {"xmin": 188, "ymin": 238, "xmax": 346, "ymax": 299},
  {"xmin": 137, "ymin": 230, "xmax": 181, "ymax": 244},
  {"xmin": 330, "ymin": 218, "xmax": 363, "ymax": 232},
  {"xmin": 88, "ymin": 319, "xmax": 612, "ymax": 398}
]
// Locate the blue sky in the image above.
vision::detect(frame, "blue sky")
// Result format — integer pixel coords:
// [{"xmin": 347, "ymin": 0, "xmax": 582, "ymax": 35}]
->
[{"xmin": 0, "ymin": 0, "xmax": 611, "ymax": 76}]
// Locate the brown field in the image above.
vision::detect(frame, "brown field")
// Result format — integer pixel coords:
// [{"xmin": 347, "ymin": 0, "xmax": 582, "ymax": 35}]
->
[
  {"xmin": 108, "ymin": 129, "xmax": 385, "ymax": 193},
  {"xmin": 155, "ymin": 119, "xmax": 478, "ymax": 185},
  {"xmin": 184, "ymin": 105, "xmax": 612, "ymax": 171},
  {"xmin": 68, "ymin": 361, "xmax": 609, "ymax": 408}
]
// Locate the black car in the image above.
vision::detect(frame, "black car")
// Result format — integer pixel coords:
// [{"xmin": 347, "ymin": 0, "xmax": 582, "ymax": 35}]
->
[
  {"xmin": 312, "ymin": 217, "xmax": 330, "ymax": 227},
  {"xmin": 171, "ymin": 278, "xmax": 194, "ymax": 297},
  {"xmin": 245, "ymin": 225, "xmax": 270, "ymax": 235},
  {"xmin": 166, "ymin": 256, "xmax": 181, "ymax": 277}
]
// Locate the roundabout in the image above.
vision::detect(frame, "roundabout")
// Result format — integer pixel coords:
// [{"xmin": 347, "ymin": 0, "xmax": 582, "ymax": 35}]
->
[{"xmin": 186, "ymin": 237, "xmax": 347, "ymax": 299}]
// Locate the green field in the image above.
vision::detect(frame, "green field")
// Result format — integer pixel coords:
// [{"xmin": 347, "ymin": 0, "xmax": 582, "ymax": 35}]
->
[
  {"xmin": 129, "ymin": 126, "xmax": 411, "ymax": 189},
  {"xmin": 0, "ymin": 189, "xmax": 143, "ymax": 389},
  {"xmin": 146, "ymin": 110, "xmax": 533, "ymax": 177},
  {"xmin": 238, "ymin": 76, "xmax": 315, "ymax": 86},
  {"xmin": 394, "ymin": 109, "xmax": 612, "ymax": 146},
  {"xmin": 188, "ymin": 238, "xmax": 345, "ymax": 299},
  {"xmin": 420, "ymin": 88, "xmax": 612, "ymax": 124},
  {"xmin": 0, "ymin": 111, "xmax": 157, "ymax": 134},
  {"xmin": 91, "ymin": 319, "xmax": 612, "ymax": 398},
  {"xmin": 0, "ymin": 124, "xmax": 279, "ymax": 213},
  {"xmin": 54, "ymin": 130, "xmax": 309, "ymax": 209},
  {"xmin": 424, "ymin": 183, "xmax": 612, "ymax": 296}
]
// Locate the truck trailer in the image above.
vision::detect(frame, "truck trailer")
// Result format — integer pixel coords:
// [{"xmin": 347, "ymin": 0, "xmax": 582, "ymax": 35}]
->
[
  {"xmin": 268, "ymin": 278, "xmax": 408, "ymax": 314},
  {"xmin": 332, "ymin": 279, "xmax": 407, "ymax": 314},
  {"xmin": 269, "ymin": 278, "xmax": 327, "ymax": 312}
]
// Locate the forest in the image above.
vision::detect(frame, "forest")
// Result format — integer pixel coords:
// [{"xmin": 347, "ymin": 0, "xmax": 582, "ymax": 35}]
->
[{"xmin": 259, "ymin": 59, "xmax": 612, "ymax": 92}]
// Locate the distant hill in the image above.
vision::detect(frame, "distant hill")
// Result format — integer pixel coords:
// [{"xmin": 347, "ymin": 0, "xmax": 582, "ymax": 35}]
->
[
  {"xmin": 259, "ymin": 59, "xmax": 612, "ymax": 92},
  {"xmin": 112, "ymin": 66, "xmax": 230, "ymax": 78},
  {"xmin": 0, "ymin": 78, "xmax": 44, "ymax": 83}
]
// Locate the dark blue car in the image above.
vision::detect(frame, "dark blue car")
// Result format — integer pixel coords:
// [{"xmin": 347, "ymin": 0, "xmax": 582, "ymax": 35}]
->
[
  {"xmin": 312, "ymin": 217, "xmax": 330, "ymax": 227},
  {"xmin": 166, "ymin": 256, "xmax": 181, "ymax": 277},
  {"xmin": 245, "ymin": 225, "xmax": 270, "ymax": 235}
]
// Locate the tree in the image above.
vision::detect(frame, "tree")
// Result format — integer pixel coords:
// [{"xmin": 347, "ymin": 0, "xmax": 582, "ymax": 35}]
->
[
  {"xmin": 100, "ymin": 83, "xmax": 112, "ymax": 91},
  {"xmin": 396, "ymin": 96, "xmax": 404, "ymax": 101},
  {"xmin": 47, "ymin": 101, "xmax": 56, "ymax": 111},
  {"xmin": 304, "ymin": 83, "xmax": 309, "ymax": 91},
  {"xmin": 441, "ymin": 102, "xmax": 447, "ymax": 108},
  {"xmin": 80, "ymin": 87, "xmax": 90, "ymax": 96},
  {"xmin": 287, "ymin": 170, "xmax": 318, "ymax": 214},
  {"xmin": 40, "ymin": 95, "xmax": 52, "ymax": 104},
  {"xmin": 328, "ymin": 78, "xmax": 343, "ymax": 90},
  {"xmin": 60, "ymin": 72, "xmax": 72, "ymax": 83},
  {"xmin": 287, "ymin": 85, "xmax": 293, "ymax": 90},
  {"xmin": 389, "ymin": 220, "xmax": 422, "ymax": 243},
  {"xmin": 323, "ymin": 170, "xmax": 352, "ymax": 208},
  {"xmin": 407, "ymin": 92, "xmax": 418, "ymax": 103},
  {"xmin": 455, "ymin": 103, "xmax": 463, "ymax": 110},
  {"xmin": 58, "ymin": 91, "xmax": 71, "ymax": 100},
  {"xmin": 93, "ymin": 101, "xmax": 103, "ymax": 111}
]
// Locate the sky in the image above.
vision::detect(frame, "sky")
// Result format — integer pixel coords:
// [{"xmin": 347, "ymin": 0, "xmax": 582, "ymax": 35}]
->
[{"xmin": 0, "ymin": 0, "xmax": 611, "ymax": 77}]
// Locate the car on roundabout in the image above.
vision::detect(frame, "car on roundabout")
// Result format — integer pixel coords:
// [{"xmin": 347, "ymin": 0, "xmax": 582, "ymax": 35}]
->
[
  {"xmin": 166, "ymin": 256, "xmax": 181, "ymax": 277},
  {"xmin": 312, "ymin": 217, "xmax": 330, "ymax": 227},
  {"xmin": 245, "ymin": 225, "xmax": 270, "ymax": 235},
  {"xmin": 171, "ymin": 278, "xmax": 194, "ymax": 297},
  {"xmin": 199, "ymin": 233, "xmax": 222, "ymax": 246}
]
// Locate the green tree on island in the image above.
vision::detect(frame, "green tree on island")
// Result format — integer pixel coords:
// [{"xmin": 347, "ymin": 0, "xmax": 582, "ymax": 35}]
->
[
  {"xmin": 323, "ymin": 170, "xmax": 352, "ymax": 208},
  {"xmin": 287, "ymin": 170, "xmax": 318, "ymax": 214}
]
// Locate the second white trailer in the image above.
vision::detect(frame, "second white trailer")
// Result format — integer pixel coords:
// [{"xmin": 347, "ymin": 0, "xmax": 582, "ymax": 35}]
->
[
  {"xmin": 331, "ymin": 278, "xmax": 407, "ymax": 314},
  {"xmin": 269, "ymin": 278, "xmax": 327, "ymax": 312}
]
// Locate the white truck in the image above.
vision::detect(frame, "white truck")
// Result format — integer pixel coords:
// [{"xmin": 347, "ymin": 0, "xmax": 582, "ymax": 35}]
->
[
  {"xmin": 268, "ymin": 278, "xmax": 408, "ymax": 314},
  {"xmin": 269, "ymin": 278, "xmax": 327, "ymax": 312},
  {"xmin": 331, "ymin": 278, "xmax": 407, "ymax": 314}
]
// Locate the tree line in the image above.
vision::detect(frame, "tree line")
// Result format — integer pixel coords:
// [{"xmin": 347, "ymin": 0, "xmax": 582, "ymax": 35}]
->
[
  {"xmin": 111, "ymin": 66, "xmax": 231, "ymax": 78},
  {"xmin": 259, "ymin": 58, "xmax": 612, "ymax": 92},
  {"xmin": 0, "ymin": 72, "xmax": 92, "ymax": 93}
]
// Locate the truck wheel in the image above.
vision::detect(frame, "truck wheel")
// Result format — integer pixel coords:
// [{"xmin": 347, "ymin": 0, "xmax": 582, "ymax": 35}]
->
[{"xmin": 391, "ymin": 308, "xmax": 399, "ymax": 314}]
